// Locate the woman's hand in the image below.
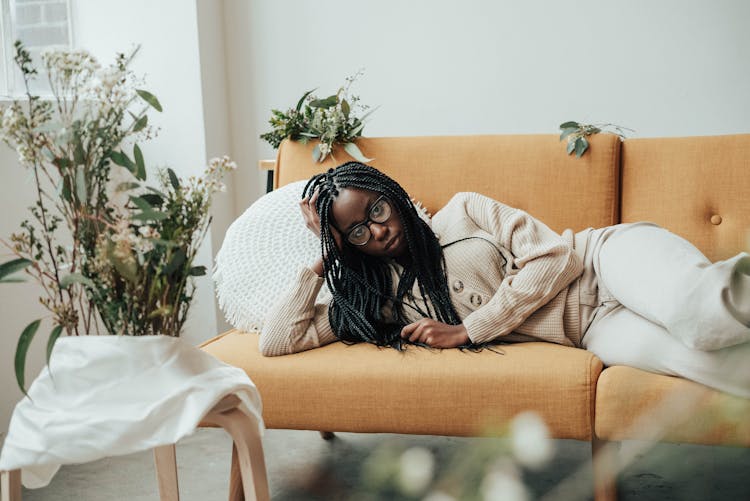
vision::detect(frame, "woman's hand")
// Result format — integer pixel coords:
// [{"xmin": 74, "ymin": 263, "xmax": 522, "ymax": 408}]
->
[
  {"xmin": 300, "ymin": 189, "xmax": 343, "ymax": 249},
  {"xmin": 300, "ymin": 189, "xmax": 324, "ymax": 238},
  {"xmin": 400, "ymin": 319, "xmax": 470, "ymax": 348}
]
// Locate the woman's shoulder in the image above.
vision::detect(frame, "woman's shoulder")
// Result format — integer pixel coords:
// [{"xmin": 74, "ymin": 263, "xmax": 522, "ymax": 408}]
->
[
  {"xmin": 431, "ymin": 193, "xmax": 489, "ymax": 238},
  {"xmin": 436, "ymin": 192, "xmax": 518, "ymax": 217},
  {"xmin": 444, "ymin": 191, "xmax": 480, "ymax": 204},
  {"xmin": 433, "ymin": 192, "xmax": 471, "ymax": 220},
  {"xmin": 436, "ymin": 192, "xmax": 478, "ymax": 213}
]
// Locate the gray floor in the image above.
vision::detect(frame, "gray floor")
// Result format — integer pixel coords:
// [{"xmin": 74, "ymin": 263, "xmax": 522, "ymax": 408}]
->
[{"xmin": 12, "ymin": 428, "xmax": 750, "ymax": 500}]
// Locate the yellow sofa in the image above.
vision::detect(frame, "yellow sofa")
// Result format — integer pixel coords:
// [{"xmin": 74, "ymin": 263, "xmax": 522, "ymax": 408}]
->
[{"xmin": 201, "ymin": 133, "xmax": 750, "ymax": 500}]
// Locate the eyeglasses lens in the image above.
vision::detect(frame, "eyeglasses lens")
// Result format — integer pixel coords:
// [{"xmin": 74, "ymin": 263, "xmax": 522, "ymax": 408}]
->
[{"xmin": 347, "ymin": 198, "xmax": 392, "ymax": 246}]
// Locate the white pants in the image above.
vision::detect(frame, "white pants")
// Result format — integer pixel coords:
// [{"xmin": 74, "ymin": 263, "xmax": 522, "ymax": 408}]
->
[{"xmin": 580, "ymin": 223, "xmax": 750, "ymax": 398}]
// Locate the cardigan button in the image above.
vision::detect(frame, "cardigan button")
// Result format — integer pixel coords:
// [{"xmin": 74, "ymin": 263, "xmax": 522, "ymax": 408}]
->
[
  {"xmin": 470, "ymin": 293, "xmax": 483, "ymax": 307},
  {"xmin": 710, "ymin": 214, "xmax": 722, "ymax": 225},
  {"xmin": 452, "ymin": 280, "xmax": 464, "ymax": 293}
]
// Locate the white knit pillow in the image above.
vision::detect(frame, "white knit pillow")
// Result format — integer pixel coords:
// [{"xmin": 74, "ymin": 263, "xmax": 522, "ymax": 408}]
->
[{"xmin": 213, "ymin": 180, "xmax": 431, "ymax": 332}]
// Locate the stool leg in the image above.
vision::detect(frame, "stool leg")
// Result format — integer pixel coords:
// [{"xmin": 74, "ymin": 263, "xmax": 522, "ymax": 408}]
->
[
  {"xmin": 1, "ymin": 470, "xmax": 22, "ymax": 501},
  {"xmin": 206, "ymin": 409, "xmax": 269, "ymax": 501},
  {"xmin": 319, "ymin": 431, "xmax": 335, "ymax": 440},
  {"xmin": 154, "ymin": 444, "xmax": 180, "ymax": 501},
  {"xmin": 592, "ymin": 437, "xmax": 619, "ymax": 501},
  {"xmin": 229, "ymin": 444, "xmax": 245, "ymax": 501}
]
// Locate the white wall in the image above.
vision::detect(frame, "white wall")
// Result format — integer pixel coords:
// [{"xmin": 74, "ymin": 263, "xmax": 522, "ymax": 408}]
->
[
  {"xmin": 222, "ymin": 0, "xmax": 268, "ymax": 214},
  {"xmin": 237, "ymin": 0, "xmax": 750, "ymax": 165},
  {"xmin": 196, "ymin": 0, "xmax": 236, "ymax": 334}
]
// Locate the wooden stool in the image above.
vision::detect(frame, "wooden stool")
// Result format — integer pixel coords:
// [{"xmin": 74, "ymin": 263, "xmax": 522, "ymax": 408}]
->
[{"xmin": 2, "ymin": 395, "xmax": 268, "ymax": 501}]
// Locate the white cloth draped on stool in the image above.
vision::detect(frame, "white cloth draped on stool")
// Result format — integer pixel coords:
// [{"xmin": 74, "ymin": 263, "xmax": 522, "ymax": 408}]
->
[{"xmin": 0, "ymin": 335, "xmax": 264, "ymax": 489}]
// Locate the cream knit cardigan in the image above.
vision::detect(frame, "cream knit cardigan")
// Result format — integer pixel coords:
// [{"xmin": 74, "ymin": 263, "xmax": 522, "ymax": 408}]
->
[{"xmin": 260, "ymin": 192, "xmax": 585, "ymax": 356}]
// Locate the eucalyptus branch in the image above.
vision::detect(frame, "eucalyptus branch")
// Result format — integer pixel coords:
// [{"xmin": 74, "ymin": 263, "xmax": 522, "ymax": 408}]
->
[{"xmin": 559, "ymin": 120, "xmax": 635, "ymax": 158}]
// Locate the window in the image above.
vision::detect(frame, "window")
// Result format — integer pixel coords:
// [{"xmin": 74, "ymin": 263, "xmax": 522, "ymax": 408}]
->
[{"xmin": 0, "ymin": 0, "xmax": 72, "ymax": 97}]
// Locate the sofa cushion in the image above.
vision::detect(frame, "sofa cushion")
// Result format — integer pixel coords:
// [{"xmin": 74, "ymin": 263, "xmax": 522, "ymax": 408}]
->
[
  {"xmin": 595, "ymin": 366, "xmax": 750, "ymax": 446},
  {"xmin": 621, "ymin": 134, "xmax": 750, "ymax": 261},
  {"xmin": 213, "ymin": 180, "xmax": 327, "ymax": 332},
  {"xmin": 201, "ymin": 330, "xmax": 602, "ymax": 440},
  {"xmin": 275, "ymin": 134, "xmax": 621, "ymax": 234}
]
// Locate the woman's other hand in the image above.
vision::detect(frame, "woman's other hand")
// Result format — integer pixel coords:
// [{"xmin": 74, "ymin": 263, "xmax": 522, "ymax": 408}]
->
[{"xmin": 400, "ymin": 319, "xmax": 470, "ymax": 348}]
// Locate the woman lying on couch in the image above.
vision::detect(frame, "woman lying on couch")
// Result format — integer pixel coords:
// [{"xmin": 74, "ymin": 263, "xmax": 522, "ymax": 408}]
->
[{"xmin": 260, "ymin": 161, "xmax": 750, "ymax": 398}]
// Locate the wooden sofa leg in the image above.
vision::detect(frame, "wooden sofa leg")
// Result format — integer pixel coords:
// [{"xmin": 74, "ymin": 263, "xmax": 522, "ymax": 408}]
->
[
  {"xmin": 592, "ymin": 437, "xmax": 619, "ymax": 501},
  {"xmin": 319, "ymin": 431, "xmax": 335, "ymax": 440},
  {"xmin": 1, "ymin": 470, "xmax": 22, "ymax": 501}
]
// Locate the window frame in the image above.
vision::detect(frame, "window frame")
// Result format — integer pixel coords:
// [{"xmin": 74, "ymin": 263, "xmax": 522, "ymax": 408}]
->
[{"xmin": 0, "ymin": 0, "xmax": 74, "ymax": 99}]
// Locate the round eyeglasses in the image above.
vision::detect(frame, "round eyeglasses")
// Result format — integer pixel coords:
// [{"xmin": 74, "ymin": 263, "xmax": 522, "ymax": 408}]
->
[{"xmin": 346, "ymin": 196, "xmax": 393, "ymax": 246}]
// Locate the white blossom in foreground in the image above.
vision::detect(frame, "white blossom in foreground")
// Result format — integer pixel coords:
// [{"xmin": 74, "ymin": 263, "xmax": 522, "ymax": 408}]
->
[
  {"xmin": 398, "ymin": 446, "xmax": 435, "ymax": 496},
  {"xmin": 422, "ymin": 490, "xmax": 457, "ymax": 501},
  {"xmin": 481, "ymin": 460, "xmax": 528, "ymax": 501},
  {"xmin": 510, "ymin": 411, "xmax": 554, "ymax": 469}
]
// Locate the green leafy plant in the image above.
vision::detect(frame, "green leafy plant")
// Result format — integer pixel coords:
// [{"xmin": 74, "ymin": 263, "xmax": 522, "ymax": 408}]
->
[
  {"xmin": 0, "ymin": 42, "xmax": 234, "ymax": 393},
  {"xmin": 559, "ymin": 121, "xmax": 633, "ymax": 158},
  {"xmin": 87, "ymin": 158, "xmax": 234, "ymax": 338},
  {"xmin": 260, "ymin": 70, "xmax": 376, "ymax": 163}
]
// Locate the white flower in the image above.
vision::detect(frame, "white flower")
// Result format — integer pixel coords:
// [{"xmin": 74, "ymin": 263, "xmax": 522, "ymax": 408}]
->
[
  {"xmin": 84, "ymin": 63, "xmax": 136, "ymax": 116},
  {"xmin": 422, "ymin": 491, "xmax": 457, "ymax": 501},
  {"xmin": 510, "ymin": 411, "xmax": 554, "ymax": 469},
  {"xmin": 318, "ymin": 142, "xmax": 331, "ymax": 156},
  {"xmin": 42, "ymin": 48, "xmax": 100, "ymax": 76},
  {"xmin": 397, "ymin": 446, "xmax": 434, "ymax": 496},
  {"xmin": 138, "ymin": 239, "xmax": 154, "ymax": 254},
  {"xmin": 96, "ymin": 65, "xmax": 124, "ymax": 90},
  {"xmin": 480, "ymin": 467, "xmax": 529, "ymax": 501},
  {"xmin": 138, "ymin": 225, "xmax": 160, "ymax": 240},
  {"xmin": 2, "ymin": 105, "xmax": 20, "ymax": 131},
  {"xmin": 207, "ymin": 155, "xmax": 238, "ymax": 180},
  {"xmin": 16, "ymin": 144, "xmax": 33, "ymax": 165}
]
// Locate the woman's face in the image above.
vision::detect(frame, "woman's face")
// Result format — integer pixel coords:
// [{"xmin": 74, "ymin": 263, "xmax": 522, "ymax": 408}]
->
[{"xmin": 330, "ymin": 187, "xmax": 408, "ymax": 259}]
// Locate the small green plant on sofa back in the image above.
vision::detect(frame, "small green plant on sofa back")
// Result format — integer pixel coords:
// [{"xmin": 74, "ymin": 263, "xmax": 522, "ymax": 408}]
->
[
  {"xmin": 260, "ymin": 70, "xmax": 376, "ymax": 164},
  {"xmin": 559, "ymin": 121, "xmax": 633, "ymax": 158}
]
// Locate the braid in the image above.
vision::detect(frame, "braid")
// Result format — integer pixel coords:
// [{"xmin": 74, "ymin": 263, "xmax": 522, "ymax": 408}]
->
[{"xmin": 303, "ymin": 162, "xmax": 473, "ymax": 351}]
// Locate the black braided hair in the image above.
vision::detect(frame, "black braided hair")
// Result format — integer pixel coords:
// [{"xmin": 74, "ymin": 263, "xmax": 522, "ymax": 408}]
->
[{"xmin": 302, "ymin": 161, "xmax": 468, "ymax": 351}]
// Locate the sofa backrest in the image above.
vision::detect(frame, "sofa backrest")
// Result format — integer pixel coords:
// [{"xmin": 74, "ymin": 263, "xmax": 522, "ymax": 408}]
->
[
  {"xmin": 621, "ymin": 134, "xmax": 750, "ymax": 261},
  {"xmin": 276, "ymin": 134, "xmax": 621, "ymax": 234}
]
